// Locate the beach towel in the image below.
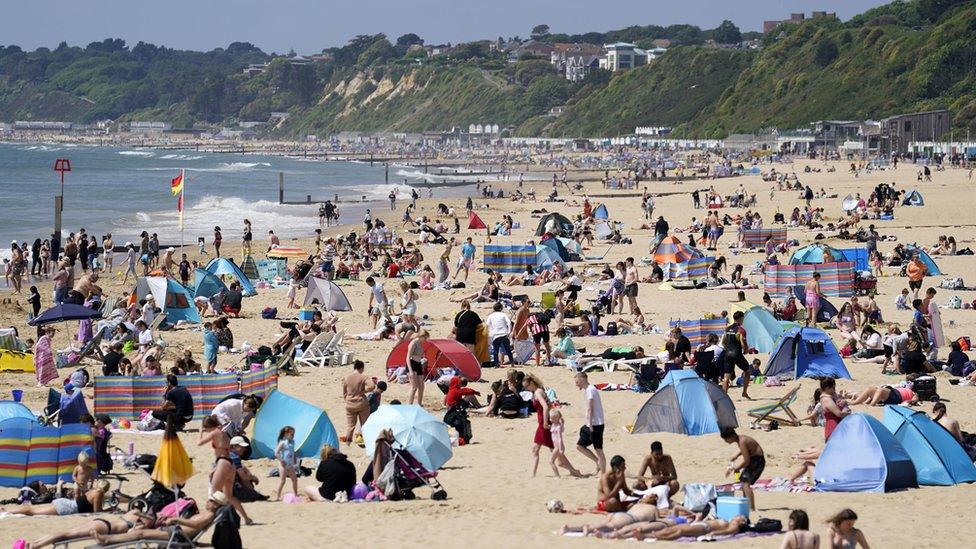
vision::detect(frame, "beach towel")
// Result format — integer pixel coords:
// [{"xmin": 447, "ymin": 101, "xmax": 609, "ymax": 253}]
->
[{"xmin": 32, "ymin": 335, "xmax": 58, "ymax": 386}]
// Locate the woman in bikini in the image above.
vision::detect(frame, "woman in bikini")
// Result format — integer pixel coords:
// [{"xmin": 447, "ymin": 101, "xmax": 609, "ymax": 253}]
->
[
  {"xmin": 0, "ymin": 480, "xmax": 109, "ymax": 517},
  {"xmin": 650, "ymin": 515, "xmax": 750, "ymax": 541},
  {"xmin": 200, "ymin": 415, "xmax": 253, "ymax": 525},
  {"xmin": 29, "ymin": 508, "xmax": 150, "ymax": 548},
  {"xmin": 825, "ymin": 508, "xmax": 870, "ymax": 548},
  {"xmin": 561, "ymin": 494, "xmax": 665, "ymax": 537}
]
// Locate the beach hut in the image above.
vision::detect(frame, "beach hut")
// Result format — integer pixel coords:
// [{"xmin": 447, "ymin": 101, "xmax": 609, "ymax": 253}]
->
[
  {"xmin": 733, "ymin": 303, "xmax": 795, "ymax": 353},
  {"xmin": 205, "ymin": 258, "xmax": 257, "ymax": 297},
  {"xmin": 653, "ymin": 236, "xmax": 703, "ymax": 265},
  {"xmin": 135, "ymin": 276, "xmax": 201, "ymax": 324},
  {"xmin": 482, "ymin": 245, "xmax": 536, "ymax": 274},
  {"xmin": 882, "ymin": 406, "xmax": 976, "ymax": 486},
  {"xmin": 631, "ymin": 370, "xmax": 737, "ymax": 436},
  {"xmin": 535, "ymin": 245, "xmax": 565, "ymax": 270},
  {"xmin": 534, "ymin": 212, "xmax": 574, "ymax": 237},
  {"xmin": 593, "ymin": 203, "xmax": 609, "ymax": 220},
  {"xmin": 539, "ymin": 236, "xmax": 570, "ymax": 262},
  {"xmin": 815, "ymin": 414, "xmax": 917, "ymax": 493},
  {"xmin": 791, "ymin": 286, "xmax": 839, "ymax": 323},
  {"xmin": 250, "ymin": 390, "xmax": 339, "ymax": 460},
  {"xmin": 765, "ymin": 326, "xmax": 851, "ymax": 380},
  {"xmin": 192, "ymin": 268, "xmax": 228, "ymax": 299},
  {"xmin": 902, "ymin": 189, "xmax": 925, "ymax": 206},
  {"xmin": 789, "ymin": 244, "xmax": 846, "ymax": 265},
  {"xmin": 304, "ymin": 277, "xmax": 353, "ymax": 311},
  {"xmin": 386, "ymin": 339, "xmax": 481, "ymax": 381}
]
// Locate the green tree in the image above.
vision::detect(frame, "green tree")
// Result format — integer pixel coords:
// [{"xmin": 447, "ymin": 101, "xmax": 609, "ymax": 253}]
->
[
  {"xmin": 396, "ymin": 33, "xmax": 424, "ymax": 48},
  {"xmin": 531, "ymin": 24, "xmax": 551, "ymax": 39},
  {"xmin": 814, "ymin": 38, "xmax": 838, "ymax": 66},
  {"xmin": 522, "ymin": 75, "xmax": 569, "ymax": 115},
  {"xmin": 582, "ymin": 68, "xmax": 612, "ymax": 87},
  {"xmin": 713, "ymin": 20, "xmax": 742, "ymax": 44}
]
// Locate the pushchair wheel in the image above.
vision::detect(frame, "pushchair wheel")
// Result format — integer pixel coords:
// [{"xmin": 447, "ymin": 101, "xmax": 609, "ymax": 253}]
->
[
  {"xmin": 106, "ymin": 493, "xmax": 120, "ymax": 509},
  {"xmin": 431, "ymin": 489, "xmax": 447, "ymax": 501},
  {"xmin": 128, "ymin": 497, "xmax": 150, "ymax": 512}
]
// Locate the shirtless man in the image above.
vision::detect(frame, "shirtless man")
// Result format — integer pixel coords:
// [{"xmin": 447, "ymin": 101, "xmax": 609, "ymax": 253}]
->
[
  {"xmin": 94, "ymin": 492, "xmax": 226, "ymax": 546},
  {"xmin": 599, "ymin": 455, "xmax": 633, "ymax": 512},
  {"xmin": 623, "ymin": 257, "xmax": 639, "ymax": 315},
  {"xmin": 932, "ymin": 402, "xmax": 963, "ymax": 442},
  {"xmin": 30, "ymin": 509, "xmax": 151, "ymax": 548},
  {"xmin": 635, "ymin": 441, "xmax": 679, "ymax": 497},
  {"xmin": 706, "ymin": 212, "xmax": 722, "ymax": 250},
  {"xmin": 721, "ymin": 428, "xmax": 765, "ymax": 511}
]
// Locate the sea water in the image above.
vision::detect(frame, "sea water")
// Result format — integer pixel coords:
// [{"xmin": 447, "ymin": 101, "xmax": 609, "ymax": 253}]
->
[{"xmin": 0, "ymin": 142, "xmax": 477, "ymax": 255}]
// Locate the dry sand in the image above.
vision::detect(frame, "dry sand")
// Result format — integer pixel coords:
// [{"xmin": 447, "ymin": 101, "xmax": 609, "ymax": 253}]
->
[{"xmin": 0, "ymin": 159, "xmax": 974, "ymax": 548}]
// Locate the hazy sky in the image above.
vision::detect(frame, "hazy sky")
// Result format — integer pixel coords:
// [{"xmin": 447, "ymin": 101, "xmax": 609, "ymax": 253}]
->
[{"xmin": 2, "ymin": 0, "xmax": 890, "ymax": 54}]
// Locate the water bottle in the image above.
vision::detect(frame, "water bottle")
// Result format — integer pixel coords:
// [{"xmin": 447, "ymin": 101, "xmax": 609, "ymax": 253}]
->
[
  {"xmin": 128, "ymin": 442, "xmax": 135, "ymax": 456},
  {"xmin": 448, "ymin": 427, "xmax": 459, "ymax": 447}
]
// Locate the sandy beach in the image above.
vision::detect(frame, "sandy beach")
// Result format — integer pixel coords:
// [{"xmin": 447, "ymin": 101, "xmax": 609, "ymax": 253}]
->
[{"xmin": 1, "ymin": 156, "xmax": 974, "ymax": 548}]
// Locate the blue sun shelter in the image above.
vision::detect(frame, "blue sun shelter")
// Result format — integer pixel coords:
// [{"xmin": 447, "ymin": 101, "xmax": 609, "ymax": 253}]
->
[
  {"xmin": 250, "ymin": 390, "xmax": 338, "ymax": 460},
  {"xmin": 735, "ymin": 303, "xmax": 795, "ymax": 353},
  {"xmin": 135, "ymin": 276, "xmax": 201, "ymax": 324},
  {"xmin": 882, "ymin": 406, "xmax": 976, "ymax": 486},
  {"xmin": 206, "ymin": 258, "xmax": 257, "ymax": 297},
  {"xmin": 535, "ymin": 245, "xmax": 565, "ymax": 270},
  {"xmin": 192, "ymin": 268, "xmax": 228, "ymax": 299},
  {"xmin": 902, "ymin": 189, "xmax": 924, "ymax": 206},
  {"xmin": 631, "ymin": 370, "xmax": 737, "ymax": 436},
  {"xmin": 789, "ymin": 244, "xmax": 846, "ymax": 265},
  {"xmin": 815, "ymin": 413, "xmax": 917, "ymax": 492},
  {"xmin": 765, "ymin": 326, "xmax": 851, "ymax": 380},
  {"xmin": 593, "ymin": 203, "xmax": 609, "ymax": 220}
]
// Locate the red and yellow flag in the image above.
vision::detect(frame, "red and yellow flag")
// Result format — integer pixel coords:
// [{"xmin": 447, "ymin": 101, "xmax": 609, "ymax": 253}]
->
[{"xmin": 170, "ymin": 171, "xmax": 184, "ymax": 196}]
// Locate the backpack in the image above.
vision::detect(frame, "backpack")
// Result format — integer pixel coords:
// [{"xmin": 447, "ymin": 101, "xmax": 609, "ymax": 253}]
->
[
  {"xmin": 605, "ymin": 322, "xmax": 618, "ymax": 336},
  {"xmin": 260, "ymin": 307, "xmax": 278, "ymax": 319},
  {"xmin": 751, "ymin": 518, "xmax": 782, "ymax": 533},
  {"xmin": 533, "ymin": 312, "xmax": 551, "ymax": 326},
  {"xmin": 948, "ymin": 296, "xmax": 962, "ymax": 309}
]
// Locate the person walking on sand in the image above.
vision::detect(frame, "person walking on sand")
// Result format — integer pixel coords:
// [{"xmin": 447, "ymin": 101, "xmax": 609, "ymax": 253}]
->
[
  {"xmin": 213, "ymin": 226, "xmax": 223, "ymax": 258},
  {"xmin": 624, "ymin": 257, "xmax": 639, "ymax": 315},
  {"xmin": 721, "ymin": 427, "xmax": 764, "ymax": 512},
  {"xmin": 575, "ymin": 372, "xmax": 606, "ymax": 474},
  {"xmin": 407, "ymin": 330, "xmax": 429, "ymax": 407},
  {"xmin": 453, "ymin": 236, "xmax": 476, "ymax": 281},
  {"xmin": 343, "ymin": 360, "xmax": 372, "ymax": 445},
  {"xmin": 102, "ymin": 233, "xmax": 113, "ymax": 274},
  {"xmin": 906, "ymin": 254, "xmax": 926, "ymax": 298},
  {"xmin": 804, "ymin": 273, "xmax": 823, "ymax": 327},
  {"xmin": 33, "ymin": 326, "xmax": 58, "ymax": 386},
  {"xmin": 524, "ymin": 374, "xmax": 581, "ymax": 478}
]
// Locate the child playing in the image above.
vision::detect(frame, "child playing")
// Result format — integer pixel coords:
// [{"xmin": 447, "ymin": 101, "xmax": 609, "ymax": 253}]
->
[
  {"xmin": 721, "ymin": 427, "xmax": 765, "ymax": 511},
  {"xmin": 286, "ymin": 281, "xmax": 298, "ymax": 309},
  {"xmin": 203, "ymin": 322, "xmax": 218, "ymax": 373},
  {"xmin": 870, "ymin": 250, "xmax": 884, "ymax": 277},
  {"xmin": 73, "ymin": 452, "xmax": 95, "ymax": 492},
  {"xmin": 895, "ymin": 288, "xmax": 910, "ymax": 310},
  {"xmin": 93, "ymin": 414, "xmax": 114, "ymax": 474},
  {"xmin": 274, "ymin": 426, "xmax": 299, "ymax": 500},
  {"xmin": 548, "ymin": 409, "xmax": 582, "ymax": 478}
]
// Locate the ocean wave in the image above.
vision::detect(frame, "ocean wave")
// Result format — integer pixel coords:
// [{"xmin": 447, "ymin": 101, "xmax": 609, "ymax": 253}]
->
[
  {"xmin": 186, "ymin": 162, "xmax": 272, "ymax": 173},
  {"xmin": 160, "ymin": 154, "xmax": 205, "ymax": 160},
  {"xmin": 118, "ymin": 150, "xmax": 155, "ymax": 157}
]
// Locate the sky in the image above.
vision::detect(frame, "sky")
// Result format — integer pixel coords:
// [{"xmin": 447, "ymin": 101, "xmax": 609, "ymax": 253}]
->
[{"xmin": 1, "ymin": 0, "xmax": 891, "ymax": 54}]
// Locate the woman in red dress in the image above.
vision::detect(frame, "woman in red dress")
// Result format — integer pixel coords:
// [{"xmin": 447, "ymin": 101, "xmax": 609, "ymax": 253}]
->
[{"xmin": 524, "ymin": 374, "xmax": 581, "ymax": 477}]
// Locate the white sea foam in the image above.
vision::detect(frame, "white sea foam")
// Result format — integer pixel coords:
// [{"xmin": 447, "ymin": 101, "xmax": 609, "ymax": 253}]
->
[
  {"xmin": 118, "ymin": 150, "xmax": 155, "ymax": 157},
  {"xmin": 160, "ymin": 154, "xmax": 205, "ymax": 160}
]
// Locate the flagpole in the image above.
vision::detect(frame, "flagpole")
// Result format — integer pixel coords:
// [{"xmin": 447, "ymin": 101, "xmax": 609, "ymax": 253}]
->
[{"xmin": 180, "ymin": 168, "xmax": 185, "ymax": 251}]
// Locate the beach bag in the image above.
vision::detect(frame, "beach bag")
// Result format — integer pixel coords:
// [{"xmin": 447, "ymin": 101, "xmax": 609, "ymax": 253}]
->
[
  {"xmin": 941, "ymin": 278, "xmax": 964, "ymax": 290},
  {"xmin": 956, "ymin": 337, "xmax": 971, "ymax": 352},
  {"xmin": 376, "ymin": 460, "xmax": 398, "ymax": 497},
  {"xmin": 948, "ymin": 296, "xmax": 962, "ymax": 309},
  {"xmin": 260, "ymin": 307, "xmax": 277, "ymax": 319},
  {"xmin": 605, "ymin": 322, "xmax": 618, "ymax": 336},
  {"xmin": 156, "ymin": 498, "xmax": 198, "ymax": 525},
  {"xmin": 752, "ymin": 518, "xmax": 782, "ymax": 533},
  {"xmin": 682, "ymin": 483, "xmax": 717, "ymax": 513}
]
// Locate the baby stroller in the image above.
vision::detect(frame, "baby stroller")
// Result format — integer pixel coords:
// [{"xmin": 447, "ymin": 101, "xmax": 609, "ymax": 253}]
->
[
  {"xmin": 105, "ymin": 454, "xmax": 181, "ymax": 513},
  {"xmin": 375, "ymin": 439, "xmax": 447, "ymax": 501}
]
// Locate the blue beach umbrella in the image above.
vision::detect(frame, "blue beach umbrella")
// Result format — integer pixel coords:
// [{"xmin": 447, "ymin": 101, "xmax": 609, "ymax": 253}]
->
[
  {"xmin": 28, "ymin": 304, "xmax": 102, "ymax": 326},
  {"xmin": 362, "ymin": 404, "xmax": 453, "ymax": 471}
]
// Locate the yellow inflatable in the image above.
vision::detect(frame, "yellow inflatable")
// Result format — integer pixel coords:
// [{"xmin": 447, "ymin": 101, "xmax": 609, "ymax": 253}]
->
[{"xmin": 0, "ymin": 349, "xmax": 34, "ymax": 373}]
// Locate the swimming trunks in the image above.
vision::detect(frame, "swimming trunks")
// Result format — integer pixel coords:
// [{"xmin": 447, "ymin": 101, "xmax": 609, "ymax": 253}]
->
[
  {"xmin": 805, "ymin": 292, "xmax": 820, "ymax": 309},
  {"xmin": 739, "ymin": 455, "xmax": 766, "ymax": 485}
]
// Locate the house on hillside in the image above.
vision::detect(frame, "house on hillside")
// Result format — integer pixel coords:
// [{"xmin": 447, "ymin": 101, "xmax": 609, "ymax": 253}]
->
[
  {"xmin": 599, "ymin": 43, "xmax": 648, "ymax": 72},
  {"xmin": 550, "ymin": 43, "xmax": 603, "ymax": 73},
  {"xmin": 565, "ymin": 55, "xmax": 602, "ymax": 82},
  {"xmin": 880, "ymin": 109, "xmax": 952, "ymax": 155},
  {"xmin": 517, "ymin": 41, "xmax": 556, "ymax": 58}
]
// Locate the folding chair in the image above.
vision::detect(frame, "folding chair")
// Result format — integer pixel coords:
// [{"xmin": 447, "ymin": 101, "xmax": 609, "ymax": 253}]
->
[
  {"xmin": 748, "ymin": 385, "xmax": 802, "ymax": 427},
  {"xmin": 272, "ymin": 340, "xmax": 299, "ymax": 375},
  {"xmin": 39, "ymin": 388, "xmax": 61, "ymax": 426},
  {"xmin": 62, "ymin": 329, "xmax": 106, "ymax": 369},
  {"xmin": 294, "ymin": 329, "xmax": 345, "ymax": 368},
  {"xmin": 627, "ymin": 359, "xmax": 660, "ymax": 392},
  {"xmin": 84, "ymin": 504, "xmax": 233, "ymax": 549},
  {"xmin": 149, "ymin": 312, "xmax": 168, "ymax": 332}
]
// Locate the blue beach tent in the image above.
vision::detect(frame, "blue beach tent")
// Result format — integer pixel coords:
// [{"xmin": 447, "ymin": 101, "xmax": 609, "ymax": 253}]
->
[
  {"xmin": 135, "ymin": 276, "xmax": 201, "ymax": 324},
  {"xmin": 815, "ymin": 413, "xmax": 917, "ymax": 493},
  {"xmin": 765, "ymin": 326, "xmax": 851, "ymax": 380},
  {"xmin": 0, "ymin": 401, "xmax": 37, "ymax": 424},
  {"xmin": 902, "ymin": 189, "xmax": 924, "ymax": 206},
  {"xmin": 593, "ymin": 203, "xmax": 609, "ymax": 220},
  {"xmin": 206, "ymin": 258, "xmax": 257, "ymax": 297},
  {"xmin": 738, "ymin": 305, "xmax": 793, "ymax": 353},
  {"xmin": 250, "ymin": 390, "xmax": 338, "ymax": 460},
  {"xmin": 535, "ymin": 246, "xmax": 565, "ymax": 270},
  {"xmin": 882, "ymin": 406, "xmax": 976, "ymax": 486},
  {"xmin": 630, "ymin": 370, "xmax": 737, "ymax": 436},
  {"xmin": 839, "ymin": 248, "xmax": 870, "ymax": 272},
  {"xmin": 192, "ymin": 268, "xmax": 228, "ymax": 299},
  {"xmin": 789, "ymin": 244, "xmax": 846, "ymax": 265},
  {"xmin": 539, "ymin": 237, "xmax": 571, "ymax": 262}
]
